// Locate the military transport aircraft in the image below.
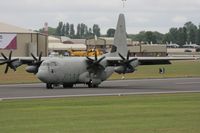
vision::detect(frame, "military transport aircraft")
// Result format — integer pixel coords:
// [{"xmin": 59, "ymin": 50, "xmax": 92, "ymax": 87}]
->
[{"xmin": 0, "ymin": 14, "xmax": 198, "ymax": 89}]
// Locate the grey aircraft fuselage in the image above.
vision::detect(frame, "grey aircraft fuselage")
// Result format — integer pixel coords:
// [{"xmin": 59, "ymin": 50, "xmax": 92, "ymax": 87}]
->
[{"xmin": 36, "ymin": 57, "xmax": 114, "ymax": 85}]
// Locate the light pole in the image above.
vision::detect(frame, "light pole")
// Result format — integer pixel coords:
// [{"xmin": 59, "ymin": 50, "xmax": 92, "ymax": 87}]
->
[{"xmin": 122, "ymin": 0, "xmax": 127, "ymax": 8}]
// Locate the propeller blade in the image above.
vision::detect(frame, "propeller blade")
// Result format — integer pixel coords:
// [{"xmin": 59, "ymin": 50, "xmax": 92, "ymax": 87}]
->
[
  {"xmin": 31, "ymin": 53, "xmax": 38, "ymax": 61},
  {"xmin": 97, "ymin": 56, "xmax": 105, "ymax": 64},
  {"xmin": 9, "ymin": 51, "xmax": 12, "ymax": 60},
  {"xmin": 95, "ymin": 50, "xmax": 97, "ymax": 61},
  {"xmin": 118, "ymin": 51, "xmax": 138, "ymax": 74},
  {"xmin": 128, "ymin": 58, "xmax": 137, "ymax": 63},
  {"xmin": 5, "ymin": 64, "xmax": 9, "ymax": 74},
  {"xmin": 39, "ymin": 52, "xmax": 42, "ymax": 61},
  {"xmin": 0, "ymin": 51, "xmax": 19, "ymax": 73},
  {"xmin": 86, "ymin": 53, "xmax": 105, "ymax": 74},
  {"xmin": 0, "ymin": 61, "xmax": 7, "ymax": 65},
  {"xmin": 86, "ymin": 56, "xmax": 94, "ymax": 62},
  {"xmin": 10, "ymin": 58, "xmax": 19, "ymax": 63},
  {"xmin": 1, "ymin": 53, "xmax": 8, "ymax": 60},
  {"xmin": 118, "ymin": 53, "xmax": 126, "ymax": 60},
  {"xmin": 127, "ymin": 50, "xmax": 130, "ymax": 60}
]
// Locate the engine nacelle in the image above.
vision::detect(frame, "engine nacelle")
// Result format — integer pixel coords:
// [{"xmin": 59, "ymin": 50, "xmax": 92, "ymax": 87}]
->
[
  {"xmin": 114, "ymin": 66, "xmax": 135, "ymax": 74},
  {"xmin": 115, "ymin": 60, "xmax": 139, "ymax": 74},
  {"xmin": 11, "ymin": 60, "xmax": 22, "ymax": 68},
  {"xmin": 26, "ymin": 66, "xmax": 38, "ymax": 73}
]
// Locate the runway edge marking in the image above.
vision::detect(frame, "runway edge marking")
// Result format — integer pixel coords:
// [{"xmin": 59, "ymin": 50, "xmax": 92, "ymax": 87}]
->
[{"xmin": 1, "ymin": 90, "xmax": 200, "ymax": 100}]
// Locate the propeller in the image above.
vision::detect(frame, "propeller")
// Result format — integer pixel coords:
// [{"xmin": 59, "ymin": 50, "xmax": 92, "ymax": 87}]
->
[
  {"xmin": 29, "ymin": 52, "xmax": 43, "ymax": 73},
  {"xmin": 31, "ymin": 52, "xmax": 43, "ymax": 67},
  {"xmin": 86, "ymin": 50, "xmax": 105, "ymax": 74},
  {"xmin": 0, "ymin": 51, "xmax": 18, "ymax": 73},
  {"xmin": 118, "ymin": 50, "xmax": 137, "ymax": 74}
]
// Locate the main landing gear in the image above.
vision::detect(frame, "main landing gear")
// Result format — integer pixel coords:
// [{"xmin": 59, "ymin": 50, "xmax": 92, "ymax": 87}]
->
[
  {"xmin": 87, "ymin": 80, "xmax": 99, "ymax": 88},
  {"xmin": 46, "ymin": 83, "xmax": 74, "ymax": 89},
  {"xmin": 46, "ymin": 83, "xmax": 53, "ymax": 89},
  {"xmin": 63, "ymin": 83, "xmax": 73, "ymax": 88}
]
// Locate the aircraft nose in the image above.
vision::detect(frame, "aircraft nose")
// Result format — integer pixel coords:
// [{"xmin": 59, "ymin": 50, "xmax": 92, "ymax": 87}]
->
[{"xmin": 36, "ymin": 71, "xmax": 48, "ymax": 83}]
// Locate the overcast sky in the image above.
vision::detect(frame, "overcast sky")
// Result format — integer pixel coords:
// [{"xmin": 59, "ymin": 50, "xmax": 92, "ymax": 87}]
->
[{"xmin": 1, "ymin": 0, "xmax": 200, "ymax": 34}]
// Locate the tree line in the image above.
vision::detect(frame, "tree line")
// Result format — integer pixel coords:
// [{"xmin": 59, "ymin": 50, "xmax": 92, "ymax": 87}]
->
[
  {"xmin": 39, "ymin": 22, "xmax": 100, "ymax": 39},
  {"xmin": 130, "ymin": 21, "xmax": 200, "ymax": 46},
  {"xmin": 39, "ymin": 21, "xmax": 200, "ymax": 46}
]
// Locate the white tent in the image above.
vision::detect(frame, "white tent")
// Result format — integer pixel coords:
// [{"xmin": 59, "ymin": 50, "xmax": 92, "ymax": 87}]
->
[{"xmin": 48, "ymin": 43, "xmax": 86, "ymax": 51}]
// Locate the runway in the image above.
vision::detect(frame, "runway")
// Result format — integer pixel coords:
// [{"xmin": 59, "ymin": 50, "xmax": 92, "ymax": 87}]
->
[{"xmin": 0, "ymin": 78, "xmax": 200, "ymax": 100}]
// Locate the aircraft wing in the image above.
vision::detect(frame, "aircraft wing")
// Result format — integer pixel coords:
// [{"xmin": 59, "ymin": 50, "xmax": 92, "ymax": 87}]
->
[
  {"xmin": 0, "ymin": 57, "xmax": 49, "ymax": 64},
  {"xmin": 18, "ymin": 57, "xmax": 50, "ymax": 65},
  {"xmin": 106, "ymin": 56, "xmax": 199, "ymax": 66},
  {"xmin": 0, "ymin": 51, "xmax": 50, "ymax": 73}
]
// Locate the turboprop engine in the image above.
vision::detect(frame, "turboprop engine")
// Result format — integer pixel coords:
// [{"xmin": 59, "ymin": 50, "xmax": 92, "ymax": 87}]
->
[
  {"xmin": 115, "ymin": 60, "xmax": 139, "ymax": 74},
  {"xmin": 114, "ymin": 51, "xmax": 139, "ymax": 74}
]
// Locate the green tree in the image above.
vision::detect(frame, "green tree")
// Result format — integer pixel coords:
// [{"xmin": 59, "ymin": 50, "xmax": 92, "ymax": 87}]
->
[
  {"xmin": 69, "ymin": 24, "xmax": 75, "ymax": 38},
  {"xmin": 106, "ymin": 28, "xmax": 115, "ymax": 37},
  {"xmin": 145, "ymin": 31, "xmax": 156, "ymax": 44},
  {"xmin": 153, "ymin": 32, "xmax": 164, "ymax": 44},
  {"xmin": 196, "ymin": 25, "xmax": 200, "ymax": 45},
  {"xmin": 76, "ymin": 24, "xmax": 81, "ymax": 38},
  {"xmin": 56, "ymin": 22, "xmax": 63, "ymax": 36},
  {"xmin": 84, "ymin": 24, "xmax": 88, "ymax": 37},
  {"xmin": 87, "ymin": 28, "xmax": 93, "ymax": 38},
  {"xmin": 163, "ymin": 33, "xmax": 172, "ymax": 44},
  {"xmin": 184, "ymin": 21, "xmax": 197, "ymax": 43},
  {"xmin": 177, "ymin": 28, "xmax": 186, "ymax": 45},
  {"xmin": 169, "ymin": 28, "xmax": 178, "ymax": 44},
  {"xmin": 65, "ymin": 23, "xmax": 70, "ymax": 36},
  {"xmin": 61, "ymin": 24, "xmax": 66, "ymax": 36},
  {"xmin": 80, "ymin": 23, "xmax": 85, "ymax": 37},
  {"xmin": 93, "ymin": 24, "xmax": 101, "ymax": 37},
  {"xmin": 48, "ymin": 27, "xmax": 57, "ymax": 35}
]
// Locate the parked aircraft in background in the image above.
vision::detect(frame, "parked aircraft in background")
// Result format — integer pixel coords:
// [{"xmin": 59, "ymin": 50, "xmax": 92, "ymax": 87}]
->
[
  {"xmin": 183, "ymin": 43, "xmax": 200, "ymax": 48},
  {"xmin": 0, "ymin": 14, "xmax": 198, "ymax": 89},
  {"xmin": 166, "ymin": 43, "xmax": 180, "ymax": 48}
]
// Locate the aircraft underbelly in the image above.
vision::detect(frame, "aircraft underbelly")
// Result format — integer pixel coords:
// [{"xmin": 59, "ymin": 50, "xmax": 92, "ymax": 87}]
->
[{"xmin": 62, "ymin": 61, "xmax": 86, "ymax": 83}]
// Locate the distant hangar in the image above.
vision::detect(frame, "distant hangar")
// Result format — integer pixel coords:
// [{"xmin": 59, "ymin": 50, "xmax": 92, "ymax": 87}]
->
[
  {"xmin": 0, "ymin": 22, "xmax": 167, "ymax": 57},
  {"xmin": 0, "ymin": 22, "xmax": 48, "ymax": 57}
]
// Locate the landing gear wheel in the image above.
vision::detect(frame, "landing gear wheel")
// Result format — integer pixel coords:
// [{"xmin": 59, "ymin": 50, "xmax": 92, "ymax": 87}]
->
[
  {"xmin": 63, "ymin": 83, "xmax": 73, "ymax": 88},
  {"xmin": 46, "ymin": 83, "xmax": 53, "ymax": 89},
  {"xmin": 88, "ymin": 80, "xmax": 98, "ymax": 88}
]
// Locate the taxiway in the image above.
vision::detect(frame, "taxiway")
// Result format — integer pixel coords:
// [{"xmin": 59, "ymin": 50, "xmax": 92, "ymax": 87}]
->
[{"xmin": 0, "ymin": 78, "xmax": 200, "ymax": 100}]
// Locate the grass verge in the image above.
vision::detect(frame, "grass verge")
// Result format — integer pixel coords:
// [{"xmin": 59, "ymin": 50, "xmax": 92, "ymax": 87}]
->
[
  {"xmin": 0, "ymin": 93, "xmax": 200, "ymax": 133},
  {"xmin": 109, "ymin": 60, "xmax": 200, "ymax": 80}
]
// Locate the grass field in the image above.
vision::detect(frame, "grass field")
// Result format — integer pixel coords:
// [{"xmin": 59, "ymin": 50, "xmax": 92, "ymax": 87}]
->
[
  {"xmin": 110, "ymin": 60, "xmax": 200, "ymax": 80},
  {"xmin": 0, "ymin": 93, "xmax": 200, "ymax": 133}
]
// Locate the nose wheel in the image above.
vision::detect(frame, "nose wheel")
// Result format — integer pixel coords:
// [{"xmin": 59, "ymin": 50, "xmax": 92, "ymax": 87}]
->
[{"xmin": 46, "ymin": 83, "xmax": 53, "ymax": 89}]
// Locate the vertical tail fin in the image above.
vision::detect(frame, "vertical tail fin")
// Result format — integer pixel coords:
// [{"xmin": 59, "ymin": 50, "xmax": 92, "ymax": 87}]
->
[{"xmin": 109, "ymin": 14, "xmax": 128, "ymax": 57}]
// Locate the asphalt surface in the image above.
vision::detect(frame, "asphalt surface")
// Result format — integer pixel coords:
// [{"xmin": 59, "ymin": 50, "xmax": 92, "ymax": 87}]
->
[{"xmin": 0, "ymin": 78, "xmax": 200, "ymax": 100}]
